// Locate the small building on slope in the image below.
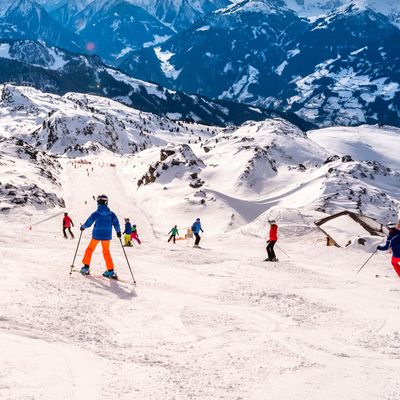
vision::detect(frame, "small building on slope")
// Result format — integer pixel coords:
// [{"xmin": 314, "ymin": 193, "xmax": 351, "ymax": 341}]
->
[{"xmin": 314, "ymin": 211, "xmax": 385, "ymax": 247}]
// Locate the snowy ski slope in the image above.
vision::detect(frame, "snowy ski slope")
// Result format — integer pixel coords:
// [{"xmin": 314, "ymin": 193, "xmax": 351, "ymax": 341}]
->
[
  {"xmin": 1, "ymin": 86, "xmax": 400, "ymax": 399},
  {"xmin": 1, "ymin": 156, "xmax": 400, "ymax": 400}
]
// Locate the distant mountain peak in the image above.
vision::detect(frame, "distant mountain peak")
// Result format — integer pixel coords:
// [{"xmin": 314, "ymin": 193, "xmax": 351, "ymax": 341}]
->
[
  {"xmin": 338, "ymin": 0, "xmax": 371, "ymax": 13},
  {"xmin": 6, "ymin": 0, "xmax": 40, "ymax": 15},
  {"xmin": 219, "ymin": 0, "xmax": 287, "ymax": 15}
]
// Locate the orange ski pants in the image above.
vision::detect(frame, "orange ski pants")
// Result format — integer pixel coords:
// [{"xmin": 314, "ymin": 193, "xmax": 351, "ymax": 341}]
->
[{"xmin": 82, "ymin": 239, "xmax": 114, "ymax": 271}]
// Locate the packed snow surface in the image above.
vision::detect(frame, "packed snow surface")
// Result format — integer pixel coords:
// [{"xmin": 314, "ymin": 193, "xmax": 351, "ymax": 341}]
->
[
  {"xmin": 1, "ymin": 86, "xmax": 400, "ymax": 399},
  {"xmin": 1, "ymin": 156, "xmax": 400, "ymax": 399},
  {"xmin": 308, "ymin": 125, "xmax": 400, "ymax": 170}
]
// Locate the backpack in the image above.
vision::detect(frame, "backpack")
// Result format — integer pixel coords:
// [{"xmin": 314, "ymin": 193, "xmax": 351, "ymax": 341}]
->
[{"xmin": 191, "ymin": 223, "xmax": 196, "ymax": 232}]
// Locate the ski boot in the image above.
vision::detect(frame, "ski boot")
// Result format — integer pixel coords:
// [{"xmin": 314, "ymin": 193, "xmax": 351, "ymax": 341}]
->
[
  {"xmin": 103, "ymin": 269, "xmax": 118, "ymax": 279},
  {"xmin": 80, "ymin": 265, "xmax": 90, "ymax": 275}
]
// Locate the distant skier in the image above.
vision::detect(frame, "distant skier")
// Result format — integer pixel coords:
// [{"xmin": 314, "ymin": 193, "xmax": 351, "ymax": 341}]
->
[
  {"xmin": 123, "ymin": 218, "xmax": 133, "ymax": 247},
  {"xmin": 168, "ymin": 225, "xmax": 179, "ymax": 244},
  {"xmin": 62, "ymin": 212, "xmax": 75, "ymax": 239},
  {"xmin": 377, "ymin": 222, "xmax": 400, "ymax": 277},
  {"xmin": 131, "ymin": 224, "xmax": 141, "ymax": 245},
  {"xmin": 79, "ymin": 194, "xmax": 121, "ymax": 279},
  {"xmin": 264, "ymin": 219, "xmax": 278, "ymax": 262},
  {"xmin": 191, "ymin": 218, "xmax": 204, "ymax": 247}
]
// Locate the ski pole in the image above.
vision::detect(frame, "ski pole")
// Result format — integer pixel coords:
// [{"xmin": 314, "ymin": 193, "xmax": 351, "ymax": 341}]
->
[
  {"xmin": 119, "ymin": 237, "xmax": 137, "ymax": 286},
  {"xmin": 356, "ymin": 249, "xmax": 378, "ymax": 274},
  {"xmin": 69, "ymin": 229, "xmax": 83, "ymax": 275},
  {"xmin": 276, "ymin": 244, "xmax": 290, "ymax": 258},
  {"xmin": 31, "ymin": 211, "xmax": 65, "ymax": 229}
]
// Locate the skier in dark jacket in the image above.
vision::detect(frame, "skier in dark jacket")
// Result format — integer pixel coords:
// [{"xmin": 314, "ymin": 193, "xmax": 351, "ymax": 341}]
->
[
  {"xmin": 80, "ymin": 194, "xmax": 121, "ymax": 278},
  {"xmin": 265, "ymin": 219, "xmax": 278, "ymax": 262},
  {"xmin": 168, "ymin": 225, "xmax": 179, "ymax": 244},
  {"xmin": 63, "ymin": 212, "xmax": 75, "ymax": 239},
  {"xmin": 377, "ymin": 222, "xmax": 400, "ymax": 277},
  {"xmin": 191, "ymin": 218, "xmax": 203, "ymax": 246},
  {"xmin": 123, "ymin": 218, "xmax": 133, "ymax": 247}
]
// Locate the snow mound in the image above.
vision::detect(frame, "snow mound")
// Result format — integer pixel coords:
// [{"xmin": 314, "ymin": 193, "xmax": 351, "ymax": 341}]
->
[
  {"xmin": 308, "ymin": 125, "xmax": 400, "ymax": 170},
  {"xmin": 0, "ymin": 85, "xmax": 220, "ymax": 156},
  {"xmin": 137, "ymin": 143, "xmax": 205, "ymax": 188},
  {"xmin": 0, "ymin": 137, "xmax": 64, "ymax": 212}
]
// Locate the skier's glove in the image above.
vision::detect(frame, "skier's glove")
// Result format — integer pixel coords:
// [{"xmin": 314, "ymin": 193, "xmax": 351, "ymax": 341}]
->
[
  {"xmin": 376, "ymin": 245, "xmax": 383, "ymax": 251},
  {"xmin": 117, "ymin": 232, "xmax": 122, "ymax": 238},
  {"xmin": 80, "ymin": 226, "xmax": 85, "ymax": 231},
  {"xmin": 267, "ymin": 240, "xmax": 270, "ymax": 244}
]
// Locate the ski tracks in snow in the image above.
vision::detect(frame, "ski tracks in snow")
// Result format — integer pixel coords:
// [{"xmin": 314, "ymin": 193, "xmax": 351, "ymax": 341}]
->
[{"xmin": 2, "ymin": 158, "xmax": 400, "ymax": 399}]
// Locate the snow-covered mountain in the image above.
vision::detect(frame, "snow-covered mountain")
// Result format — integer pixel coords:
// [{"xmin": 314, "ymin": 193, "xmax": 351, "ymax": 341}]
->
[
  {"xmin": 76, "ymin": 1, "xmax": 174, "ymax": 63},
  {"xmin": 0, "ymin": 84, "xmax": 220, "ymax": 156},
  {"xmin": 152, "ymin": 0, "xmax": 230, "ymax": 31},
  {"xmin": 63, "ymin": 0, "xmax": 231, "ymax": 32},
  {"xmin": 284, "ymin": 0, "xmax": 400, "ymax": 26},
  {"xmin": 2, "ymin": 83, "xmax": 399, "ymax": 225},
  {"xmin": 122, "ymin": 118, "xmax": 400, "ymax": 228},
  {"xmin": 278, "ymin": 3, "xmax": 400, "ymax": 126},
  {"xmin": 85, "ymin": 109, "xmax": 400, "ymax": 239},
  {"xmin": 120, "ymin": 0, "xmax": 400, "ymax": 127},
  {"xmin": 1, "ymin": 0, "xmax": 399, "ymax": 127},
  {"xmin": 46, "ymin": 0, "xmax": 92, "ymax": 26},
  {"xmin": 0, "ymin": 83, "xmax": 220, "ymax": 208},
  {"xmin": 119, "ymin": 0, "xmax": 306, "ymax": 96},
  {"xmin": 0, "ymin": 40, "xmax": 312, "ymax": 128},
  {"xmin": 0, "ymin": 0, "xmax": 84, "ymax": 52}
]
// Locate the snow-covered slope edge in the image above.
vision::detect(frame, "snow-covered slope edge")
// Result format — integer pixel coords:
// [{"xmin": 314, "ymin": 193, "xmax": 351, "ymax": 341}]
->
[
  {"xmin": 0, "ymin": 84, "xmax": 222, "ymax": 156},
  {"xmin": 0, "ymin": 137, "xmax": 64, "ymax": 212},
  {"xmin": 1, "ymin": 84, "xmax": 399, "ymax": 227},
  {"xmin": 119, "ymin": 120, "xmax": 400, "ymax": 234}
]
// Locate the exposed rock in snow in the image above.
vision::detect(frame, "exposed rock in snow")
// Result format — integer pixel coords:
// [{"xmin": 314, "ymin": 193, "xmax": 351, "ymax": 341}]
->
[
  {"xmin": 0, "ymin": 137, "xmax": 64, "ymax": 211},
  {"xmin": 137, "ymin": 143, "xmax": 205, "ymax": 187}
]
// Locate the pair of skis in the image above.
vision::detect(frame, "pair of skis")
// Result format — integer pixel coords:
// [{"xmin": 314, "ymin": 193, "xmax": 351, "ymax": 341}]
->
[
  {"xmin": 69, "ymin": 231, "xmax": 136, "ymax": 286},
  {"xmin": 70, "ymin": 269, "xmax": 135, "ymax": 286}
]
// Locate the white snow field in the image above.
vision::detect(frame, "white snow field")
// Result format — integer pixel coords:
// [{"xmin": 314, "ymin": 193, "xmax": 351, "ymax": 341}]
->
[
  {"xmin": 1, "ymin": 155, "xmax": 400, "ymax": 400},
  {"xmin": 1, "ymin": 86, "xmax": 400, "ymax": 399}
]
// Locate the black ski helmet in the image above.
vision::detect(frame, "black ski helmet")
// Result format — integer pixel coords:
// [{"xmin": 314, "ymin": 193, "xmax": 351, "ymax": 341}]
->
[{"xmin": 97, "ymin": 194, "xmax": 108, "ymax": 205}]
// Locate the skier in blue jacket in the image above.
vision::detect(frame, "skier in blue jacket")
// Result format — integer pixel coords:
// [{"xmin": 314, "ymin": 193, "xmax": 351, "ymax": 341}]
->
[
  {"xmin": 377, "ymin": 222, "xmax": 400, "ymax": 277},
  {"xmin": 191, "ymin": 218, "xmax": 204, "ymax": 247},
  {"xmin": 80, "ymin": 194, "xmax": 121, "ymax": 278}
]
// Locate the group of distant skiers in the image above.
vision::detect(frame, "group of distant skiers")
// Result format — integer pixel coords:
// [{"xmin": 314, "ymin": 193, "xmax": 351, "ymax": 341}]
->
[
  {"xmin": 63, "ymin": 194, "xmax": 206, "ymax": 279},
  {"xmin": 63, "ymin": 194, "xmax": 400, "ymax": 280},
  {"xmin": 122, "ymin": 218, "xmax": 141, "ymax": 247}
]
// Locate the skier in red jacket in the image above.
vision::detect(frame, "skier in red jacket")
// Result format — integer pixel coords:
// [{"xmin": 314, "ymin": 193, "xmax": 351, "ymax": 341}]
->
[
  {"xmin": 63, "ymin": 212, "xmax": 75, "ymax": 239},
  {"xmin": 264, "ymin": 219, "xmax": 278, "ymax": 262}
]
